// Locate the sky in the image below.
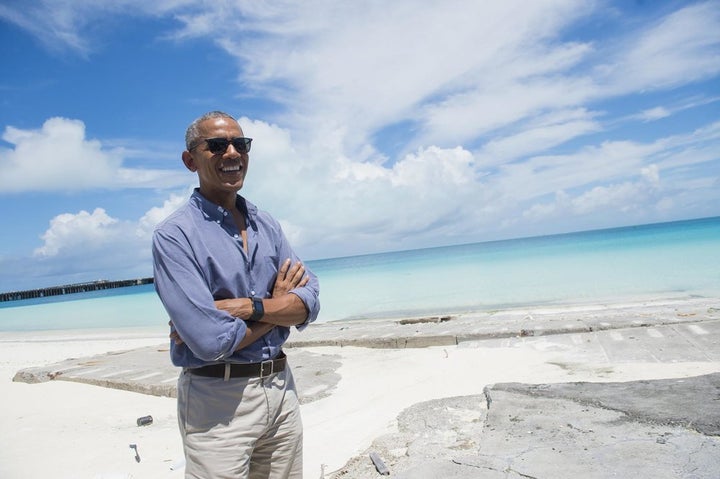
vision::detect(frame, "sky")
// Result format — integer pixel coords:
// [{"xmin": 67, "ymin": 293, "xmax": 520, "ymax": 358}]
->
[{"xmin": 1, "ymin": 0, "xmax": 719, "ymax": 292}]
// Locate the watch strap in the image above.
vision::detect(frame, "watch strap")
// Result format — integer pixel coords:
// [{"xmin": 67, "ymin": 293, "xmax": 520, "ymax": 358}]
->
[{"xmin": 249, "ymin": 297, "xmax": 264, "ymax": 321}]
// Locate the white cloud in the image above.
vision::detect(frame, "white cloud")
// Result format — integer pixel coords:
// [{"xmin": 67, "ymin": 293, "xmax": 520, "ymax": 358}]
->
[
  {"xmin": 136, "ymin": 191, "xmax": 189, "ymax": 238},
  {"xmin": 34, "ymin": 208, "xmax": 120, "ymax": 257},
  {"xmin": 514, "ymin": 123, "xmax": 720, "ymax": 229},
  {"xmin": 210, "ymin": 0, "xmax": 598, "ymax": 149},
  {"xmin": 0, "ymin": 1, "xmax": 90, "ymax": 55},
  {"xmin": 479, "ymin": 109, "xmax": 602, "ymax": 165},
  {"xmin": 390, "ymin": 146, "xmax": 474, "ymax": 187},
  {"xmin": 0, "ymin": 0, "xmax": 197, "ymax": 55},
  {"xmin": 6, "ymin": 2, "xmax": 718, "ymax": 157},
  {"xmin": 604, "ymin": 2, "xmax": 720, "ymax": 92},
  {"xmin": 22, "ymin": 199, "xmax": 184, "ymax": 287},
  {"xmin": 1, "ymin": 117, "xmax": 120, "ymax": 191},
  {"xmin": 521, "ymin": 172, "xmax": 660, "ymax": 222},
  {"xmin": 0, "ymin": 117, "xmax": 189, "ymax": 193},
  {"xmin": 641, "ymin": 164, "xmax": 660, "ymax": 185},
  {"xmin": 637, "ymin": 107, "xmax": 671, "ymax": 122},
  {"xmin": 571, "ymin": 181, "xmax": 652, "ymax": 215}
]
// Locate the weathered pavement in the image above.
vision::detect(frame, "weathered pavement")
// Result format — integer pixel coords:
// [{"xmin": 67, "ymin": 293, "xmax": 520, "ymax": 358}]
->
[
  {"xmin": 333, "ymin": 373, "xmax": 720, "ymax": 478},
  {"xmin": 13, "ymin": 295, "xmax": 720, "ymax": 477}
]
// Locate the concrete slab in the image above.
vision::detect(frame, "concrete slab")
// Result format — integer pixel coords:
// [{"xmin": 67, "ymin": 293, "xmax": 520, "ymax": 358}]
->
[
  {"xmin": 330, "ymin": 373, "xmax": 720, "ymax": 478},
  {"xmin": 673, "ymin": 321, "xmax": 720, "ymax": 361},
  {"xmin": 12, "ymin": 346, "xmax": 342, "ymax": 405}
]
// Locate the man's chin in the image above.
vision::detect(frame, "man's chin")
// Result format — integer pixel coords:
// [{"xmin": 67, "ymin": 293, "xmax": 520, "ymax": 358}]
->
[{"xmin": 221, "ymin": 179, "xmax": 245, "ymax": 190}]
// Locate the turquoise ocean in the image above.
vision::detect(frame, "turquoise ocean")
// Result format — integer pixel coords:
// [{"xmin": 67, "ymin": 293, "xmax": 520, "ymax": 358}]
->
[{"xmin": 1, "ymin": 217, "xmax": 718, "ymax": 332}]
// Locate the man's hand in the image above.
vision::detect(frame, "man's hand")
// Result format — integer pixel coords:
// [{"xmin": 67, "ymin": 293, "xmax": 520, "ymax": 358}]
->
[
  {"xmin": 169, "ymin": 320, "xmax": 183, "ymax": 345},
  {"xmin": 211, "ymin": 260, "xmax": 307, "ymax": 318},
  {"xmin": 272, "ymin": 259, "xmax": 309, "ymax": 297},
  {"xmin": 207, "ymin": 259, "xmax": 309, "ymax": 323}
]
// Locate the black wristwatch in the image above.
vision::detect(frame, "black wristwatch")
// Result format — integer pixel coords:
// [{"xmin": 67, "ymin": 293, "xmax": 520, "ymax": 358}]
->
[{"xmin": 249, "ymin": 297, "xmax": 265, "ymax": 321}]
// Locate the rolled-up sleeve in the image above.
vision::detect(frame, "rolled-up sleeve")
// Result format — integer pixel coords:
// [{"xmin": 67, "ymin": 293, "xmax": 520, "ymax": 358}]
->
[
  {"xmin": 152, "ymin": 227, "xmax": 246, "ymax": 365},
  {"xmin": 290, "ymin": 275, "xmax": 320, "ymax": 331}
]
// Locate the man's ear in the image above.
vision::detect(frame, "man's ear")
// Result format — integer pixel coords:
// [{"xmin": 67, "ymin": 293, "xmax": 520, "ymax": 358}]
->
[{"xmin": 182, "ymin": 151, "xmax": 197, "ymax": 172}]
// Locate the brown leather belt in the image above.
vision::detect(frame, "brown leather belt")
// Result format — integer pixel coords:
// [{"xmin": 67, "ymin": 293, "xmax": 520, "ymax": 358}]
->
[{"xmin": 187, "ymin": 351, "xmax": 287, "ymax": 379}]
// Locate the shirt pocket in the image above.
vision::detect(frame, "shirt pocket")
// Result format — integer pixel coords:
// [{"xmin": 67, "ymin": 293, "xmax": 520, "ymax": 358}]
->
[{"xmin": 252, "ymin": 252, "xmax": 280, "ymax": 297}]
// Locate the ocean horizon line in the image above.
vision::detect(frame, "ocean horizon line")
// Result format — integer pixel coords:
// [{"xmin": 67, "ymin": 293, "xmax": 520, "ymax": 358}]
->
[
  {"xmin": 307, "ymin": 215, "xmax": 720, "ymax": 263},
  {"xmin": 2, "ymin": 214, "xmax": 718, "ymax": 301}
]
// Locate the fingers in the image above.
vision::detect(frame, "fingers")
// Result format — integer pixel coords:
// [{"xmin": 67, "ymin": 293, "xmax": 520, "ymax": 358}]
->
[
  {"xmin": 169, "ymin": 329, "xmax": 184, "ymax": 345},
  {"xmin": 278, "ymin": 258, "xmax": 291, "ymax": 278},
  {"xmin": 272, "ymin": 259, "xmax": 310, "ymax": 297},
  {"xmin": 168, "ymin": 320, "xmax": 184, "ymax": 345},
  {"xmin": 288, "ymin": 262, "xmax": 306, "ymax": 283},
  {"xmin": 281, "ymin": 259, "xmax": 307, "ymax": 286}
]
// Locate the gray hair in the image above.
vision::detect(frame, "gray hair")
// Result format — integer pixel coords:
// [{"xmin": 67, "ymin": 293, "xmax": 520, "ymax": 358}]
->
[{"xmin": 185, "ymin": 111, "xmax": 238, "ymax": 150}]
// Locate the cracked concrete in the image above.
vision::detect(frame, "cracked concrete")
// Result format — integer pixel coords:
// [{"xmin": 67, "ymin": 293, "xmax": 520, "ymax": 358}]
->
[
  {"xmin": 12, "ymin": 347, "xmax": 343, "ymax": 405},
  {"xmin": 329, "ymin": 373, "xmax": 720, "ymax": 478}
]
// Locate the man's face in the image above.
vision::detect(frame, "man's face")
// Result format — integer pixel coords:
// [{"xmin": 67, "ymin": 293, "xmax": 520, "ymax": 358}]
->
[{"xmin": 182, "ymin": 117, "xmax": 249, "ymax": 204}]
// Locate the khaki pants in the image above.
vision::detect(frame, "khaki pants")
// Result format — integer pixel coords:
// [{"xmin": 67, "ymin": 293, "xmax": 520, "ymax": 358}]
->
[{"xmin": 177, "ymin": 366, "xmax": 303, "ymax": 479}]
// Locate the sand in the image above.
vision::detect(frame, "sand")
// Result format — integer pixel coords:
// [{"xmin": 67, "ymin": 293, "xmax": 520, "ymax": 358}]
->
[
  {"xmin": 0, "ymin": 330, "xmax": 179, "ymax": 479},
  {"xmin": 1, "ymin": 316, "xmax": 718, "ymax": 478}
]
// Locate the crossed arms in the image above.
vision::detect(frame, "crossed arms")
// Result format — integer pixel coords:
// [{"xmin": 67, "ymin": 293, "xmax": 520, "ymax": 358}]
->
[{"xmin": 171, "ymin": 259, "xmax": 309, "ymax": 352}]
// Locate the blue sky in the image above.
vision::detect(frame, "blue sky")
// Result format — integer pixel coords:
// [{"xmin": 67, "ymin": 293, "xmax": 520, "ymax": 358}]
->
[{"xmin": 1, "ymin": 0, "xmax": 719, "ymax": 292}]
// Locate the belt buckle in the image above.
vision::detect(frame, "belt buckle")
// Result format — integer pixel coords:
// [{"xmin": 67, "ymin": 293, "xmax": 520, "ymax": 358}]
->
[{"xmin": 260, "ymin": 359, "xmax": 274, "ymax": 378}]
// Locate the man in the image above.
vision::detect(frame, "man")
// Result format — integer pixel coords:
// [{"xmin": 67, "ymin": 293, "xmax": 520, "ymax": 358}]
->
[{"xmin": 152, "ymin": 110, "xmax": 320, "ymax": 479}]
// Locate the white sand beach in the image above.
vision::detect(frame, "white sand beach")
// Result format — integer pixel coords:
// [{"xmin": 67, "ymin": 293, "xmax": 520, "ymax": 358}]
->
[
  {"xmin": 0, "ymin": 330, "xmax": 180, "ymax": 479},
  {"xmin": 1, "ymin": 302, "xmax": 719, "ymax": 479}
]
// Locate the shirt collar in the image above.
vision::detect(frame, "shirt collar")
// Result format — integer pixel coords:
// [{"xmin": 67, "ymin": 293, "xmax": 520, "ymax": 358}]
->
[{"xmin": 190, "ymin": 188, "xmax": 257, "ymax": 223}]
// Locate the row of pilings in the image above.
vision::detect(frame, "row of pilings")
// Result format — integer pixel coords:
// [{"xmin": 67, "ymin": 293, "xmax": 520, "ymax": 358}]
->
[{"xmin": 0, "ymin": 278, "xmax": 154, "ymax": 302}]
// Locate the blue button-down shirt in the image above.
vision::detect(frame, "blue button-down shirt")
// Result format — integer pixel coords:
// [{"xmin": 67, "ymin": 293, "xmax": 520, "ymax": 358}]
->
[{"xmin": 152, "ymin": 189, "xmax": 320, "ymax": 368}]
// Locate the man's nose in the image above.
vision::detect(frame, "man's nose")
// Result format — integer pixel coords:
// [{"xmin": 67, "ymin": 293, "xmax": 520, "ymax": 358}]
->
[
  {"xmin": 224, "ymin": 143, "xmax": 241, "ymax": 156},
  {"xmin": 226, "ymin": 141, "xmax": 249, "ymax": 157}
]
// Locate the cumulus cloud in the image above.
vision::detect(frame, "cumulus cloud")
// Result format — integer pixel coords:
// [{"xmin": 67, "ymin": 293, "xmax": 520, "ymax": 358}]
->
[
  {"xmin": 0, "ymin": 117, "xmax": 189, "ymax": 193},
  {"xmin": 20, "ymin": 204, "xmax": 163, "ymax": 287},
  {"xmin": 34, "ymin": 208, "xmax": 121, "ymax": 257},
  {"xmin": 515, "ymin": 123, "xmax": 720, "ymax": 230},
  {"xmin": 522, "ymin": 172, "xmax": 661, "ymax": 222},
  {"xmin": 235, "ymin": 116, "xmax": 484, "ymax": 254},
  {"xmin": 136, "ymin": 192, "xmax": 189, "ymax": 238},
  {"xmin": 1, "ymin": 118, "xmax": 120, "ymax": 191}
]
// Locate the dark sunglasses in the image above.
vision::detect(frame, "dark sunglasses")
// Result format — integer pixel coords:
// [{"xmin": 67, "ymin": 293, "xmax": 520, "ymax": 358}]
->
[{"xmin": 189, "ymin": 137, "xmax": 253, "ymax": 154}]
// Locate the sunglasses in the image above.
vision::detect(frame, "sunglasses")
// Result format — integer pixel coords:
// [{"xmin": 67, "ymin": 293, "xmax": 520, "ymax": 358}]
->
[{"xmin": 189, "ymin": 137, "xmax": 253, "ymax": 154}]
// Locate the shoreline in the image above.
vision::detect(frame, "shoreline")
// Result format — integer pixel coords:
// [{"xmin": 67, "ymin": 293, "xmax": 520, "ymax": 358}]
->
[
  {"xmin": 1, "ymin": 294, "xmax": 719, "ymax": 478},
  {"xmin": 334, "ymin": 290, "xmax": 717, "ymax": 320},
  {"xmin": 1, "ymin": 290, "xmax": 714, "ymax": 333}
]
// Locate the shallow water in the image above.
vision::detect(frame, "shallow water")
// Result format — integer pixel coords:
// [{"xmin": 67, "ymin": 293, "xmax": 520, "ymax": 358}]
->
[{"xmin": 1, "ymin": 217, "xmax": 718, "ymax": 331}]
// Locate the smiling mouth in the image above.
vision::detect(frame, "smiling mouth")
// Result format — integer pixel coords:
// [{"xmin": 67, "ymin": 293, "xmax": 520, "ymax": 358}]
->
[{"xmin": 220, "ymin": 164, "xmax": 243, "ymax": 173}]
